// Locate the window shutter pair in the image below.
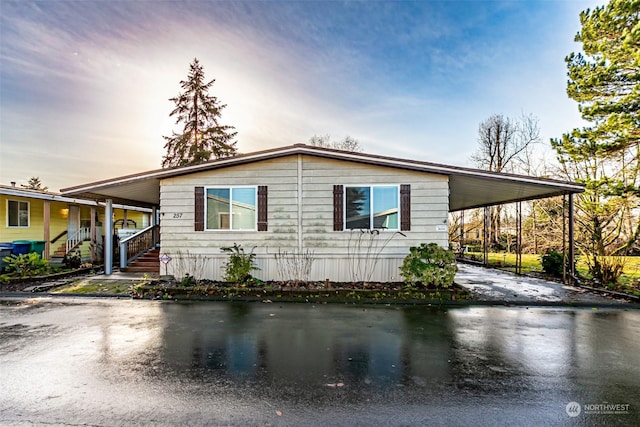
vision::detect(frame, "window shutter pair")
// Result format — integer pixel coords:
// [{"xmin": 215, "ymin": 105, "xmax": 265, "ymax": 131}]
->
[
  {"xmin": 332, "ymin": 184, "xmax": 411, "ymax": 231},
  {"xmin": 194, "ymin": 186, "xmax": 268, "ymax": 231}
]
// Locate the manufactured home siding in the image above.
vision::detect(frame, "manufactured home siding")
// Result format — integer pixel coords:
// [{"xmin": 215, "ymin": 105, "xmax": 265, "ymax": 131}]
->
[
  {"xmin": 300, "ymin": 157, "xmax": 448, "ymax": 253},
  {"xmin": 160, "ymin": 156, "xmax": 300, "ymax": 253},
  {"xmin": 159, "ymin": 154, "xmax": 449, "ymax": 281}
]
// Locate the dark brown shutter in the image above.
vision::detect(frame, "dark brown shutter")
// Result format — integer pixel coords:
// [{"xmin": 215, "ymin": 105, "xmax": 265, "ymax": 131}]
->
[
  {"xmin": 194, "ymin": 186, "xmax": 204, "ymax": 231},
  {"xmin": 333, "ymin": 185, "xmax": 344, "ymax": 231},
  {"xmin": 257, "ymin": 185, "xmax": 268, "ymax": 231},
  {"xmin": 400, "ymin": 184, "xmax": 411, "ymax": 231}
]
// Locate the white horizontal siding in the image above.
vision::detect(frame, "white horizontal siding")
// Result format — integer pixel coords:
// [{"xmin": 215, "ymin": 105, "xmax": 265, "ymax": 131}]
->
[
  {"xmin": 300, "ymin": 156, "xmax": 449, "ymax": 253},
  {"xmin": 166, "ymin": 253, "xmax": 406, "ymax": 282},
  {"xmin": 159, "ymin": 154, "xmax": 449, "ymax": 281}
]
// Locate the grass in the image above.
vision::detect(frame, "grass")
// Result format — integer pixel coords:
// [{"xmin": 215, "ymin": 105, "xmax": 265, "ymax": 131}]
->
[{"xmin": 52, "ymin": 278, "xmax": 145, "ymax": 295}]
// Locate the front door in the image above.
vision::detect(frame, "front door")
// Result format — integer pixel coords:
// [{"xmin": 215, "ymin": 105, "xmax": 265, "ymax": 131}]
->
[{"xmin": 68, "ymin": 205, "xmax": 80, "ymax": 237}]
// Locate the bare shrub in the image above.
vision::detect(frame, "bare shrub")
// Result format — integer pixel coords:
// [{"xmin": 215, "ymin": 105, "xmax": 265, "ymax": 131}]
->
[
  {"xmin": 347, "ymin": 230, "xmax": 406, "ymax": 282},
  {"xmin": 171, "ymin": 249, "xmax": 208, "ymax": 284},
  {"xmin": 274, "ymin": 249, "xmax": 314, "ymax": 284}
]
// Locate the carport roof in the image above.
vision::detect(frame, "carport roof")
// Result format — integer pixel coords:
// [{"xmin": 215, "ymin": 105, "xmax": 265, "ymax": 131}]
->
[{"xmin": 60, "ymin": 144, "xmax": 584, "ymax": 210}]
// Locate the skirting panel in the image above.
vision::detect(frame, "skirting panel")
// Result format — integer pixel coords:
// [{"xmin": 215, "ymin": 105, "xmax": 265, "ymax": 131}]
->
[{"xmin": 163, "ymin": 253, "xmax": 407, "ymax": 283}]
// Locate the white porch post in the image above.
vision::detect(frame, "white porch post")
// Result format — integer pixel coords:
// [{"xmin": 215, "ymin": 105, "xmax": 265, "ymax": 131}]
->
[{"xmin": 104, "ymin": 199, "xmax": 113, "ymax": 275}]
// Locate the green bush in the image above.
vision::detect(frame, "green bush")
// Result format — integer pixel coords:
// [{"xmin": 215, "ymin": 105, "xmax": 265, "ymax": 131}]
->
[
  {"xmin": 180, "ymin": 273, "xmax": 196, "ymax": 287},
  {"xmin": 541, "ymin": 250, "xmax": 564, "ymax": 277},
  {"xmin": 3, "ymin": 253, "xmax": 50, "ymax": 277},
  {"xmin": 399, "ymin": 243, "xmax": 457, "ymax": 288},
  {"xmin": 221, "ymin": 243, "xmax": 260, "ymax": 283}
]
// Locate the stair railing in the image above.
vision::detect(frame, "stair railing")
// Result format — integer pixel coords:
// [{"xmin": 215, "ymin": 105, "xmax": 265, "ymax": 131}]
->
[
  {"xmin": 119, "ymin": 225, "xmax": 159, "ymax": 269},
  {"xmin": 51, "ymin": 230, "xmax": 68, "ymax": 245},
  {"xmin": 66, "ymin": 227, "xmax": 91, "ymax": 254}
]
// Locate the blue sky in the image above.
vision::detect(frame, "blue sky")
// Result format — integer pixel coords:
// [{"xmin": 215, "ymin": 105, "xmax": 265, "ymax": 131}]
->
[{"xmin": 0, "ymin": 0, "xmax": 600, "ymax": 191}]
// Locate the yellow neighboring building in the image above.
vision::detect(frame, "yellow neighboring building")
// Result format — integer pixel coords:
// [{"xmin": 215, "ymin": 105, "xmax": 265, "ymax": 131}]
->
[{"xmin": 0, "ymin": 183, "xmax": 151, "ymax": 262}]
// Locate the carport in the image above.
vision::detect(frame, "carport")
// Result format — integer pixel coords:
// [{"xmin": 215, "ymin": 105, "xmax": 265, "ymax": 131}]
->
[{"xmin": 60, "ymin": 144, "xmax": 584, "ymax": 280}]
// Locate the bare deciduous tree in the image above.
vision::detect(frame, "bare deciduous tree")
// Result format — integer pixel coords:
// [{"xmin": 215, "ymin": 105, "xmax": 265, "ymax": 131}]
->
[
  {"xmin": 309, "ymin": 134, "xmax": 362, "ymax": 152},
  {"xmin": 471, "ymin": 113, "xmax": 541, "ymax": 249}
]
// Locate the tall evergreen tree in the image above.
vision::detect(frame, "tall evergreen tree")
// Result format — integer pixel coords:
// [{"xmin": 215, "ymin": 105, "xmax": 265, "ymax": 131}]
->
[
  {"xmin": 21, "ymin": 176, "xmax": 47, "ymax": 191},
  {"xmin": 560, "ymin": 0, "xmax": 639, "ymax": 156},
  {"xmin": 162, "ymin": 58, "xmax": 237, "ymax": 168},
  {"xmin": 552, "ymin": 0, "xmax": 639, "ymax": 280}
]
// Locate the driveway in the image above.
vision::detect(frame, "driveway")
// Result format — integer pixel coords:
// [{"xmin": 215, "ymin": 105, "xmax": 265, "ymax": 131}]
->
[{"xmin": 455, "ymin": 263, "xmax": 636, "ymax": 306}]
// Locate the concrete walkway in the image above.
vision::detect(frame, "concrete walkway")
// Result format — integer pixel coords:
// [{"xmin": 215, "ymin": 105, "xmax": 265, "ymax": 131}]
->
[{"xmin": 455, "ymin": 263, "xmax": 638, "ymax": 306}]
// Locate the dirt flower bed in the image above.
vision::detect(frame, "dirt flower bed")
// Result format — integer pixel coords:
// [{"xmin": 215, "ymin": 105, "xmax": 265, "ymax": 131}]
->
[{"xmin": 132, "ymin": 279, "xmax": 471, "ymax": 304}]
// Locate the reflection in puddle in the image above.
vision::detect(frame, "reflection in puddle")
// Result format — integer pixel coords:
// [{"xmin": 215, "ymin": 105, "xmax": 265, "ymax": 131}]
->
[
  {"xmin": 122, "ymin": 304, "xmax": 639, "ymax": 404},
  {"xmin": 1, "ymin": 300, "xmax": 640, "ymax": 423}
]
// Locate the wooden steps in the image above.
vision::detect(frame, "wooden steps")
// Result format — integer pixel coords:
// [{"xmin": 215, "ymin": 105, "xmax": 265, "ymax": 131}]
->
[
  {"xmin": 121, "ymin": 248, "xmax": 160, "ymax": 273},
  {"xmin": 51, "ymin": 241, "xmax": 81, "ymax": 265},
  {"xmin": 53, "ymin": 242, "xmax": 71, "ymax": 258}
]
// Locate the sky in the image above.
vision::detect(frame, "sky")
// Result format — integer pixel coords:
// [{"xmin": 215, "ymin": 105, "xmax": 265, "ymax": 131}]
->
[{"xmin": 0, "ymin": 0, "xmax": 602, "ymax": 192}]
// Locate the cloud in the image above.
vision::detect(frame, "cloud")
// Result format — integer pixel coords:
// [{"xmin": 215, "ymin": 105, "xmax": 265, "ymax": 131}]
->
[{"xmin": 0, "ymin": 0, "xmax": 605, "ymax": 190}]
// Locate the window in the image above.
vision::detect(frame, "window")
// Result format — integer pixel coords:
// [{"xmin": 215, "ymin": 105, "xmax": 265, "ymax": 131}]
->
[
  {"xmin": 334, "ymin": 184, "xmax": 410, "ymax": 231},
  {"xmin": 206, "ymin": 187, "xmax": 257, "ymax": 230},
  {"xmin": 7, "ymin": 200, "xmax": 29, "ymax": 227},
  {"xmin": 345, "ymin": 185, "xmax": 399, "ymax": 230}
]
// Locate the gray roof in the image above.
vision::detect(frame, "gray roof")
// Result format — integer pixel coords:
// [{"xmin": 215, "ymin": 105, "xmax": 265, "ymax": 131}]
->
[{"xmin": 60, "ymin": 144, "xmax": 584, "ymax": 210}]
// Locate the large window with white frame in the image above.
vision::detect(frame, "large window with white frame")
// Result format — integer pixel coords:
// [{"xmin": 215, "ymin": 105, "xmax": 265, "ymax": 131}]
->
[
  {"xmin": 206, "ymin": 187, "xmax": 257, "ymax": 230},
  {"xmin": 345, "ymin": 185, "xmax": 399, "ymax": 230},
  {"xmin": 7, "ymin": 199, "xmax": 29, "ymax": 228}
]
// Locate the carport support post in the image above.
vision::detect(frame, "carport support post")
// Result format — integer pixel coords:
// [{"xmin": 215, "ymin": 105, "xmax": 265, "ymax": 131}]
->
[
  {"xmin": 104, "ymin": 199, "xmax": 113, "ymax": 275},
  {"xmin": 568, "ymin": 193, "xmax": 575, "ymax": 284},
  {"xmin": 483, "ymin": 206, "xmax": 489, "ymax": 266},
  {"xmin": 459, "ymin": 210, "xmax": 464, "ymax": 255}
]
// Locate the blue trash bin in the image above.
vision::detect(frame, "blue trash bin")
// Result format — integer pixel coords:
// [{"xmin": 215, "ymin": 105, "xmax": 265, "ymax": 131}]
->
[{"xmin": 11, "ymin": 240, "xmax": 31, "ymax": 255}]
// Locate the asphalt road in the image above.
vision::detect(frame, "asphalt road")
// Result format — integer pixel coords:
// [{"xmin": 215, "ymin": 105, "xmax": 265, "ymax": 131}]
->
[{"xmin": 1, "ymin": 297, "xmax": 639, "ymax": 426}]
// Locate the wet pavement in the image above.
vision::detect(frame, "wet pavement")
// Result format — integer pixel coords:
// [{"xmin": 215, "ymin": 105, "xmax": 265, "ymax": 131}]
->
[
  {"xmin": 455, "ymin": 263, "xmax": 634, "ymax": 306},
  {"xmin": 1, "ymin": 297, "xmax": 639, "ymax": 426}
]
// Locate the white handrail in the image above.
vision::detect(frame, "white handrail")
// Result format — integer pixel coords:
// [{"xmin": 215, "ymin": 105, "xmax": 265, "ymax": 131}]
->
[
  {"xmin": 66, "ymin": 227, "xmax": 91, "ymax": 254},
  {"xmin": 119, "ymin": 225, "xmax": 159, "ymax": 269}
]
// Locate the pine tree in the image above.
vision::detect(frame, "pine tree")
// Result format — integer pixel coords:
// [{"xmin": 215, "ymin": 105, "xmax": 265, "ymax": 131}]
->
[
  {"xmin": 551, "ymin": 0, "xmax": 640, "ymax": 280},
  {"xmin": 561, "ymin": 0, "xmax": 639, "ymax": 156},
  {"xmin": 21, "ymin": 177, "xmax": 47, "ymax": 191},
  {"xmin": 162, "ymin": 58, "xmax": 237, "ymax": 168}
]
